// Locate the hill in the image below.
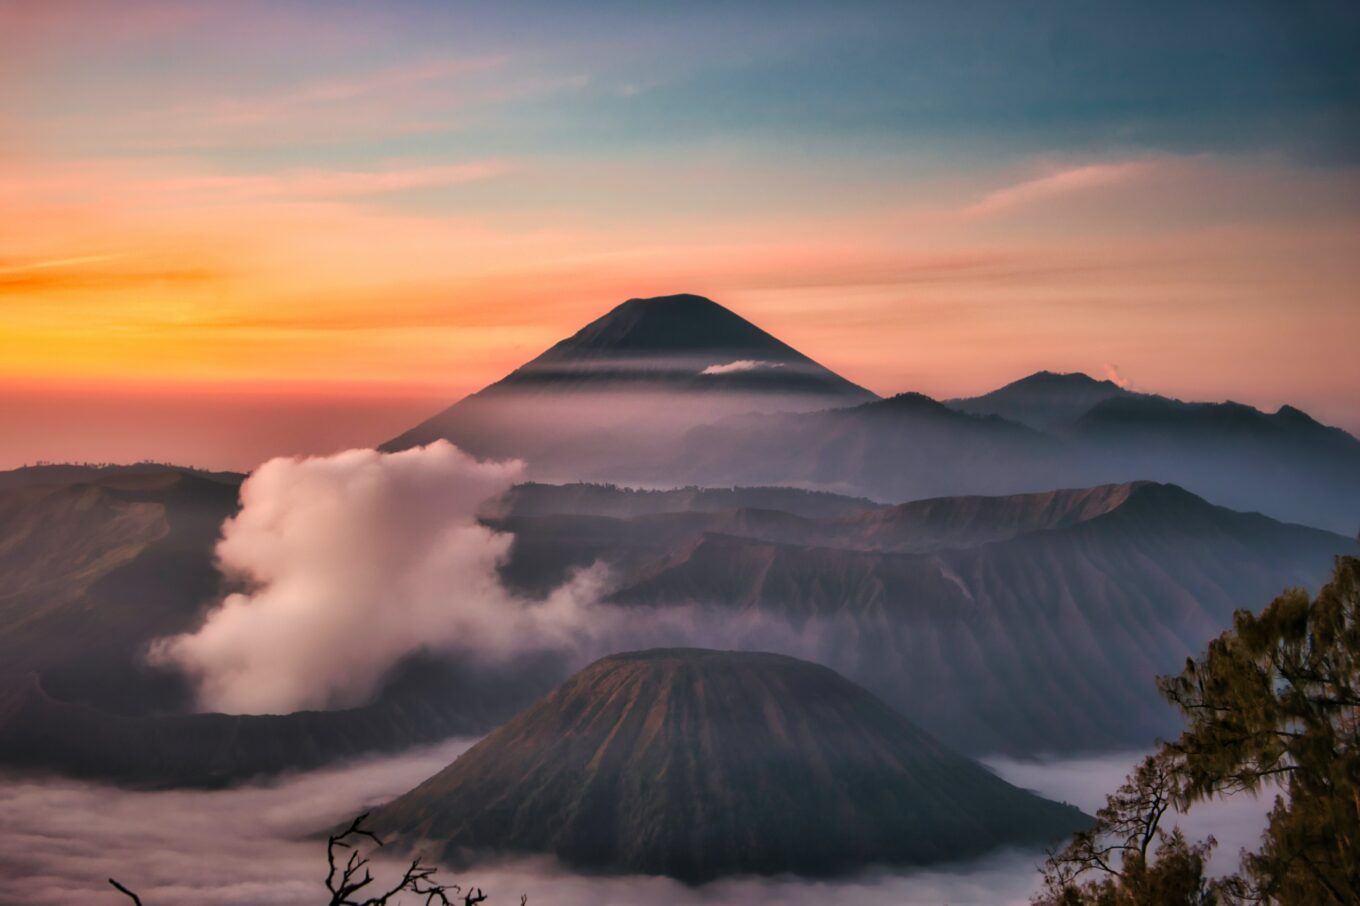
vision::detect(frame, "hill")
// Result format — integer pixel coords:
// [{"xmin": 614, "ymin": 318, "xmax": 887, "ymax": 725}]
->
[
  {"xmin": 365, "ymin": 649, "xmax": 1088, "ymax": 882},
  {"xmin": 947, "ymin": 370, "xmax": 1133, "ymax": 430}
]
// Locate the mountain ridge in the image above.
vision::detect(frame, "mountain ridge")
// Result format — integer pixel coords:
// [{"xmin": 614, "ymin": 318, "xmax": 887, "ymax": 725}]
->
[
  {"xmin": 494, "ymin": 481, "xmax": 1352, "ymax": 753},
  {"xmin": 947, "ymin": 370, "xmax": 1134, "ymax": 430}
]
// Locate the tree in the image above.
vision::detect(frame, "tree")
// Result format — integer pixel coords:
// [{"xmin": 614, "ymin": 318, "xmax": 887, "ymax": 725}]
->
[
  {"xmin": 109, "ymin": 813, "xmax": 522, "ymax": 906},
  {"xmin": 1161, "ymin": 555, "xmax": 1359, "ymax": 903},
  {"xmin": 1035, "ymin": 555, "xmax": 1360, "ymax": 905},
  {"xmin": 1032, "ymin": 750, "xmax": 1238, "ymax": 905}
]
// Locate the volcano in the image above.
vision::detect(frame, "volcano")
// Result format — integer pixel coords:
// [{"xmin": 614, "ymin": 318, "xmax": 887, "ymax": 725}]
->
[
  {"xmin": 381, "ymin": 294, "xmax": 875, "ymax": 475},
  {"xmin": 365, "ymin": 648, "xmax": 1088, "ymax": 883},
  {"xmin": 480, "ymin": 293, "xmax": 870, "ymax": 395}
]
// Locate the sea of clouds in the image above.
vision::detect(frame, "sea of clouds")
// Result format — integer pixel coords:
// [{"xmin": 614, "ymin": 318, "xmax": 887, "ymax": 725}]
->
[{"xmin": 0, "ymin": 748, "xmax": 1274, "ymax": 906}]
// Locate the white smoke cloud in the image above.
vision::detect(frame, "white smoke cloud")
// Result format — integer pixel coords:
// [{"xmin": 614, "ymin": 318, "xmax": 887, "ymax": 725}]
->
[
  {"xmin": 700, "ymin": 359, "xmax": 784, "ymax": 376},
  {"xmin": 151, "ymin": 442, "xmax": 611, "ymax": 715}
]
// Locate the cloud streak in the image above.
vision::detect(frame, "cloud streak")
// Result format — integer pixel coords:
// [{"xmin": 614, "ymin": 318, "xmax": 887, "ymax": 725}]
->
[
  {"xmin": 198, "ymin": 55, "xmax": 509, "ymax": 128},
  {"xmin": 960, "ymin": 162, "xmax": 1152, "ymax": 218},
  {"xmin": 145, "ymin": 161, "xmax": 509, "ymax": 201},
  {"xmin": 700, "ymin": 359, "xmax": 785, "ymax": 376}
]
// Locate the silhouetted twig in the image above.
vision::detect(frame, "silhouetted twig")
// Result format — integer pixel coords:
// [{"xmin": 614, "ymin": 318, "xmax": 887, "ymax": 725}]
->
[
  {"xmin": 107, "ymin": 813, "xmax": 521, "ymax": 905},
  {"xmin": 107, "ymin": 878, "xmax": 143, "ymax": 905}
]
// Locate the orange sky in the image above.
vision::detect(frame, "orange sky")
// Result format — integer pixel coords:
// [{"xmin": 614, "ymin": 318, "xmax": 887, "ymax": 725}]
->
[{"xmin": 2, "ymin": 1, "xmax": 1358, "ymax": 470}]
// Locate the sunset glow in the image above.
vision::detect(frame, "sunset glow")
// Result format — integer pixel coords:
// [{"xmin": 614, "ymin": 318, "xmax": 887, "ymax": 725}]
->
[{"xmin": 3, "ymin": 1, "xmax": 1358, "ymax": 468}]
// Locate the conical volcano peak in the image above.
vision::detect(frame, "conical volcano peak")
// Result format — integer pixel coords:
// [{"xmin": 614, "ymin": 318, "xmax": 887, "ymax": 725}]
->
[
  {"xmin": 536, "ymin": 293, "xmax": 811, "ymax": 360},
  {"xmin": 364, "ymin": 647, "xmax": 1089, "ymax": 882},
  {"xmin": 494, "ymin": 293, "xmax": 873, "ymax": 396},
  {"xmin": 381, "ymin": 293, "xmax": 876, "ymax": 463}
]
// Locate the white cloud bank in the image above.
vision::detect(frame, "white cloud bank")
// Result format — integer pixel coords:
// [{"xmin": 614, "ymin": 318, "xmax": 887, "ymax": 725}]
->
[
  {"xmin": 0, "ymin": 750, "xmax": 1271, "ymax": 906},
  {"xmin": 700, "ymin": 359, "xmax": 784, "ymax": 376},
  {"xmin": 151, "ymin": 442, "xmax": 609, "ymax": 715}
]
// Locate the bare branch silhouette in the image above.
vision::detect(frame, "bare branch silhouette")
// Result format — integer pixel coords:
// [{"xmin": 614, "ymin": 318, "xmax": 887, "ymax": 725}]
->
[
  {"xmin": 107, "ymin": 878, "xmax": 143, "ymax": 905},
  {"xmin": 109, "ymin": 813, "xmax": 520, "ymax": 905}
]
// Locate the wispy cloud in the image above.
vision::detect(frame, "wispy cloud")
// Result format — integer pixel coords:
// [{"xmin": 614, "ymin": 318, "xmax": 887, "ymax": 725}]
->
[
  {"xmin": 0, "ymin": 255, "xmax": 121, "ymax": 275},
  {"xmin": 960, "ymin": 162, "xmax": 1152, "ymax": 218},
  {"xmin": 0, "ymin": 157, "xmax": 508, "ymax": 207},
  {"xmin": 192, "ymin": 55, "xmax": 508, "ymax": 130},
  {"xmin": 148, "ymin": 161, "xmax": 510, "ymax": 201},
  {"xmin": 701, "ymin": 360, "xmax": 784, "ymax": 376},
  {"xmin": 0, "ymin": 252, "xmax": 217, "ymax": 296}
]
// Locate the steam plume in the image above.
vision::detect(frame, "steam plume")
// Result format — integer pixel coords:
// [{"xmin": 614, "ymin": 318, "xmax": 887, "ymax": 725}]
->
[
  {"xmin": 1103, "ymin": 363, "xmax": 1134, "ymax": 390},
  {"xmin": 151, "ymin": 442, "xmax": 607, "ymax": 715}
]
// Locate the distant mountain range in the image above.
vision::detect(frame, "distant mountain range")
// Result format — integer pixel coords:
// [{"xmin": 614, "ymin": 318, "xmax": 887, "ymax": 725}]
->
[
  {"xmin": 366, "ymin": 649, "xmax": 1088, "ymax": 882},
  {"xmin": 0, "ymin": 464, "xmax": 1349, "ymax": 783},
  {"xmin": 389, "ymin": 295, "xmax": 1360, "ymax": 533},
  {"xmin": 491, "ymin": 480, "xmax": 1354, "ymax": 754}
]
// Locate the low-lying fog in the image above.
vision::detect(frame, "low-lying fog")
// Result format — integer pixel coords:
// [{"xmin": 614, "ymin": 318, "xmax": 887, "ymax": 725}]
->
[{"xmin": 0, "ymin": 745, "xmax": 1273, "ymax": 906}]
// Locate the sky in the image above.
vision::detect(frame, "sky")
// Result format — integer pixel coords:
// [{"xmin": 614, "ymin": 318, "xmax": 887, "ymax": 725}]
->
[{"xmin": 2, "ymin": 0, "xmax": 1358, "ymax": 470}]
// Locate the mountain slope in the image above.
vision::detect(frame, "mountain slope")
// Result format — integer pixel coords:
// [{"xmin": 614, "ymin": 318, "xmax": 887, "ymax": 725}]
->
[
  {"xmin": 366, "ymin": 649, "xmax": 1088, "ymax": 882},
  {"xmin": 0, "ymin": 466, "xmax": 551, "ymax": 786},
  {"xmin": 0, "ymin": 469, "xmax": 239, "ymax": 714},
  {"xmin": 825, "ymin": 481, "xmax": 1144, "ymax": 551}
]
